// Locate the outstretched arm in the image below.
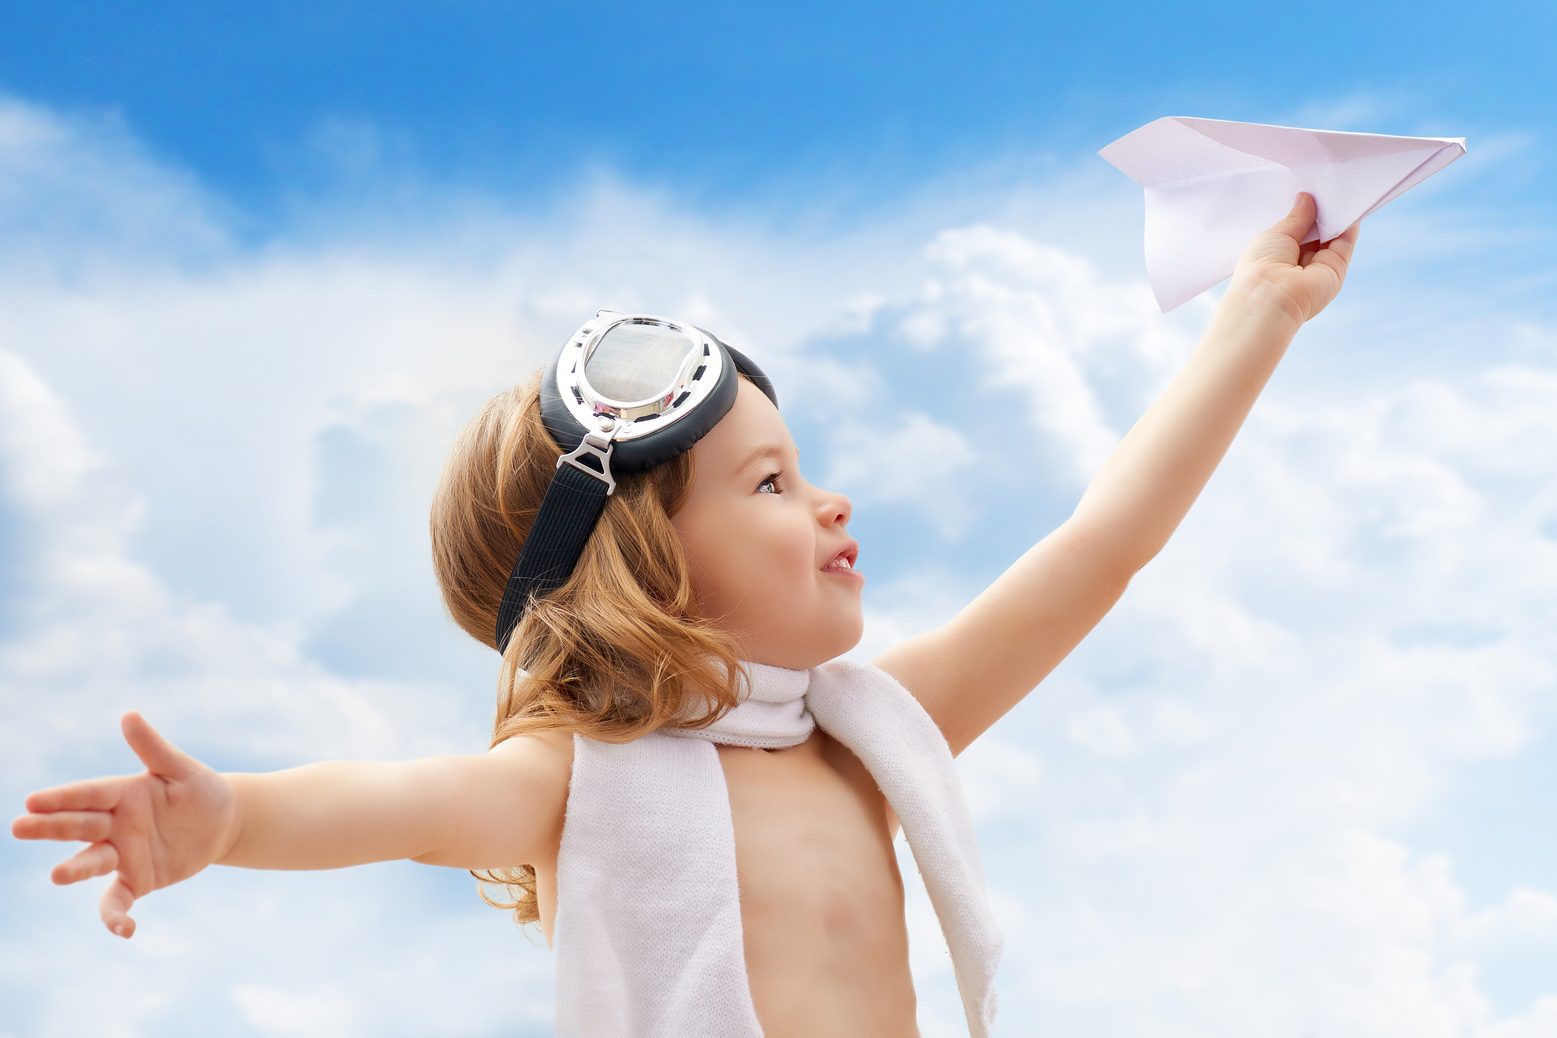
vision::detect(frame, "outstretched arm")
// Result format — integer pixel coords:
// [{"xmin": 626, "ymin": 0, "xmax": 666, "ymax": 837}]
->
[
  {"xmin": 12, "ymin": 712, "xmax": 570, "ymax": 937},
  {"xmin": 877, "ymin": 194, "xmax": 1360, "ymax": 754}
]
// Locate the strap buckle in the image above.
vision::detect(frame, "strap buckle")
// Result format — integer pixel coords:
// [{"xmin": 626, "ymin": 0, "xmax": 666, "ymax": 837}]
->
[{"xmin": 557, "ymin": 417, "xmax": 621, "ymax": 495}]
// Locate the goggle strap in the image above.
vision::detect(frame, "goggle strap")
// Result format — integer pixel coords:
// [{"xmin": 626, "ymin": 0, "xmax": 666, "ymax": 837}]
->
[
  {"xmin": 494, "ymin": 461, "xmax": 613, "ymax": 653},
  {"xmin": 557, "ymin": 427, "xmax": 619, "ymax": 494}
]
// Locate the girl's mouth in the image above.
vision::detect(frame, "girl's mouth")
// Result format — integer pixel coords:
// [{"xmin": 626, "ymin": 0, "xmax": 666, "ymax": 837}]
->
[{"xmin": 822, "ymin": 544, "xmax": 863, "ymax": 579}]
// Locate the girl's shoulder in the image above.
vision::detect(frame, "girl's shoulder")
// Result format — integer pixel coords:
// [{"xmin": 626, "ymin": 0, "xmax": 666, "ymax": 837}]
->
[
  {"xmin": 486, "ymin": 727, "xmax": 577, "ymax": 800},
  {"xmin": 491, "ymin": 726, "xmax": 576, "ymax": 760}
]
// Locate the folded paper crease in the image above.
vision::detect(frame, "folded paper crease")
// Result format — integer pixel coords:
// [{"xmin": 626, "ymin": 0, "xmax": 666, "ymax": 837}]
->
[{"xmin": 1101, "ymin": 116, "xmax": 1466, "ymax": 312}]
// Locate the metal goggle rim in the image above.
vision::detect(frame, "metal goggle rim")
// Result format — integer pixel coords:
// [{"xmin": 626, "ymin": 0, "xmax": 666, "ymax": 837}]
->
[{"xmin": 556, "ymin": 313, "xmax": 726, "ymax": 440}]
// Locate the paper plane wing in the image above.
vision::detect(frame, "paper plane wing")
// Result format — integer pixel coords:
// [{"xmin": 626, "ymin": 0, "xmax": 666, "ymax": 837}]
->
[{"xmin": 1100, "ymin": 117, "xmax": 1466, "ymax": 312}]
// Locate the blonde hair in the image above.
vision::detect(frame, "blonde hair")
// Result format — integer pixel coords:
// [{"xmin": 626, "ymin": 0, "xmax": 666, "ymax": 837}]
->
[{"xmin": 429, "ymin": 372, "xmax": 745, "ymax": 924}]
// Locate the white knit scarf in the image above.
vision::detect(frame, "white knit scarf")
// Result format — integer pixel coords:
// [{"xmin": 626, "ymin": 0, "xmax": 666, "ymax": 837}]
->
[{"xmin": 552, "ymin": 660, "xmax": 1002, "ymax": 1036}]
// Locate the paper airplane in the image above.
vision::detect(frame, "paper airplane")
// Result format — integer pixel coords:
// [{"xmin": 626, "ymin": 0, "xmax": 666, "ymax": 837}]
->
[{"xmin": 1100, "ymin": 117, "xmax": 1466, "ymax": 312}]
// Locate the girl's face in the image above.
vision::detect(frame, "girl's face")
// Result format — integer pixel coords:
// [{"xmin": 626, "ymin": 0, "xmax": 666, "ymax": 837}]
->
[{"xmin": 672, "ymin": 380, "xmax": 865, "ymax": 669}]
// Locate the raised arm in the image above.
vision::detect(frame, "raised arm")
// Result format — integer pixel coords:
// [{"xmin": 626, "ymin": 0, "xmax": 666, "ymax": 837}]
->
[
  {"xmin": 11, "ymin": 712, "xmax": 571, "ymax": 937},
  {"xmin": 876, "ymin": 194, "xmax": 1359, "ymax": 754}
]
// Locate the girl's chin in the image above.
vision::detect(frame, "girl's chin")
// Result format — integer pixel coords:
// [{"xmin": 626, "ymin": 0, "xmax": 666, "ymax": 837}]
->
[{"xmin": 745, "ymin": 627, "xmax": 864, "ymax": 670}]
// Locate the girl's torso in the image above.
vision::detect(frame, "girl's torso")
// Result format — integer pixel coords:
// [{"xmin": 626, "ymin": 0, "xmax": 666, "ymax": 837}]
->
[{"xmin": 532, "ymin": 730, "xmax": 921, "ymax": 1037}]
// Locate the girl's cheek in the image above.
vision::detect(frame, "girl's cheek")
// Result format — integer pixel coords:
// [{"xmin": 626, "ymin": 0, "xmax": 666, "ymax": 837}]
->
[{"xmin": 783, "ymin": 543, "xmax": 815, "ymax": 582}]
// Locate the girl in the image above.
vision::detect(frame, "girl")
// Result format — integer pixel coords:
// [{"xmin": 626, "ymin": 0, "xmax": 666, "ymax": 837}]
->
[{"xmin": 13, "ymin": 195, "xmax": 1358, "ymax": 1037}]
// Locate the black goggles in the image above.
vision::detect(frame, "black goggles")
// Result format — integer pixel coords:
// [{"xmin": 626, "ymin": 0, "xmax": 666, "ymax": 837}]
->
[{"xmin": 495, "ymin": 311, "xmax": 777, "ymax": 653}]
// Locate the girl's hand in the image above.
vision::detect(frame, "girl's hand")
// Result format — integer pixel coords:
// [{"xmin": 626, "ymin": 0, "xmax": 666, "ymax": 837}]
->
[
  {"xmin": 1226, "ymin": 192, "xmax": 1361, "ymax": 333},
  {"xmin": 11, "ymin": 712, "xmax": 238, "ymax": 938}
]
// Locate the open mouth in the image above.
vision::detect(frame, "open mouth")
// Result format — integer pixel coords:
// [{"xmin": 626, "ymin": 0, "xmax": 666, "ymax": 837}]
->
[{"xmin": 822, "ymin": 543, "xmax": 861, "ymax": 576}]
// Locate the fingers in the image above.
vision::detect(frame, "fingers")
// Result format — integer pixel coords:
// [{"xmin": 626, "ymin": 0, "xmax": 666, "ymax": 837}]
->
[
  {"xmin": 100, "ymin": 875, "xmax": 138, "ymax": 939},
  {"xmin": 1303, "ymin": 221, "xmax": 1362, "ymax": 285},
  {"xmin": 122, "ymin": 711, "xmax": 197, "ymax": 781},
  {"xmin": 1267, "ymin": 192, "xmax": 1319, "ymax": 243},
  {"xmin": 1322, "ymin": 221, "xmax": 1361, "ymax": 265},
  {"xmin": 52, "ymin": 840, "xmax": 120, "ymax": 885},
  {"xmin": 22, "ymin": 777, "xmax": 125, "ymax": 815},
  {"xmin": 12, "ymin": 809, "xmax": 113, "ymax": 843}
]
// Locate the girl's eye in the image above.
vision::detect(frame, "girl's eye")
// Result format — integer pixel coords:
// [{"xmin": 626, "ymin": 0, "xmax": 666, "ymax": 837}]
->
[{"xmin": 757, "ymin": 473, "xmax": 781, "ymax": 494}]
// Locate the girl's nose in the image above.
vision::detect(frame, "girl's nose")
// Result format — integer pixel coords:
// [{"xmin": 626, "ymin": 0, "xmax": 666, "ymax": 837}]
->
[{"xmin": 815, "ymin": 489, "xmax": 852, "ymax": 528}]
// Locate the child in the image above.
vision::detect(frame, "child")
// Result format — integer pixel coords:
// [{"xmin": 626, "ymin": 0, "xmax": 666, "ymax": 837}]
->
[{"xmin": 14, "ymin": 195, "xmax": 1358, "ymax": 1037}]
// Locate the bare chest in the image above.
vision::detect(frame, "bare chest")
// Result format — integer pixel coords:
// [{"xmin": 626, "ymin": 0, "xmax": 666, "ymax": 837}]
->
[
  {"xmin": 718, "ymin": 733, "xmax": 920, "ymax": 1036},
  {"xmin": 533, "ymin": 733, "xmax": 921, "ymax": 1036}
]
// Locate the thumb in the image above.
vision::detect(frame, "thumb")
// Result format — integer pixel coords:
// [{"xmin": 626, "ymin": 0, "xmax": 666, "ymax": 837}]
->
[
  {"xmin": 121, "ymin": 712, "xmax": 198, "ymax": 781},
  {"xmin": 100, "ymin": 873, "xmax": 138, "ymax": 938},
  {"xmin": 1267, "ymin": 192, "xmax": 1319, "ymax": 244}
]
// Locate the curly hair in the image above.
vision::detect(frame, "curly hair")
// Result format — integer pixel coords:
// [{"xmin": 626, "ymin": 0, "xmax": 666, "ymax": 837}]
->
[{"xmin": 428, "ymin": 372, "xmax": 745, "ymax": 924}]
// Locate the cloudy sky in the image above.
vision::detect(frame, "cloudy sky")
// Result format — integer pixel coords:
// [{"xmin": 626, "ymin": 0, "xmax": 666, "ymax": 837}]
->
[{"xmin": 3, "ymin": 3, "xmax": 1556, "ymax": 1036}]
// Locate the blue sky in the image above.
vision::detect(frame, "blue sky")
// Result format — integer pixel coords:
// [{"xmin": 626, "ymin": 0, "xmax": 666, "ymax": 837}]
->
[
  {"xmin": 5, "ymin": 1, "xmax": 1552, "ymax": 215},
  {"xmin": 3, "ymin": 3, "xmax": 1557, "ymax": 1036}
]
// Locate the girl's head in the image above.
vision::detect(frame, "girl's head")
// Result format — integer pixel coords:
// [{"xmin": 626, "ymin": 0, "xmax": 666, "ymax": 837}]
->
[
  {"xmin": 431, "ymin": 372, "xmax": 735, "ymax": 745},
  {"xmin": 429, "ymin": 364, "xmax": 862, "ymax": 745},
  {"xmin": 430, "ymin": 334, "xmax": 863, "ymax": 926}
]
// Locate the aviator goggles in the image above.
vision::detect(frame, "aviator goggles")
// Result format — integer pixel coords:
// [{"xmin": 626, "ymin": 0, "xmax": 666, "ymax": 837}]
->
[{"xmin": 494, "ymin": 311, "xmax": 777, "ymax": 653}]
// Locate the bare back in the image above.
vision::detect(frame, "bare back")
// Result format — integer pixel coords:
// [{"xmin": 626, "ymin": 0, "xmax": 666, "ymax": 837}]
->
[{"xmin": 531, "ymin": 732, "xmax": 920, "ymax": 1037}]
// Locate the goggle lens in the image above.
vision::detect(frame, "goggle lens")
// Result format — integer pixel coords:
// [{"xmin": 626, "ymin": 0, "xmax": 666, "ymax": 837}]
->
[{"xmin": 584, "ymin": 321, "xmax": 697, "ymax": 405}]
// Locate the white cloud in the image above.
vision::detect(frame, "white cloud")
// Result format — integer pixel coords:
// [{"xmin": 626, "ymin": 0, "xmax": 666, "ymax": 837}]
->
[
  {"xmin": 4, "ymin": 93, "xmax": 1557, "ymax": 1038},
  {"xmin": 939, "ymin": 342, "xmax": 1557, "ymax": 1034},
  {"xmin": 827, "ymin": 412, "xmax": 977, "ymax": 537},
  {"xmin": 898, "ymin": 223, "xmax": 1207, "ymax": 480},
  {"xmin": 0, "ymin": 97, "xmax": 230, "ymax": 269}
]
